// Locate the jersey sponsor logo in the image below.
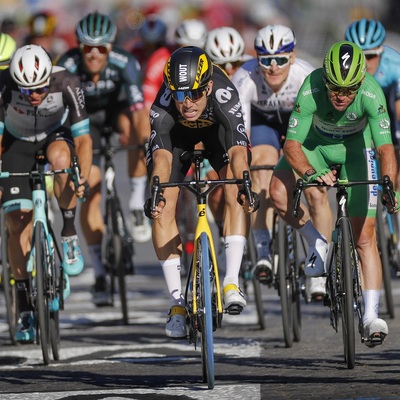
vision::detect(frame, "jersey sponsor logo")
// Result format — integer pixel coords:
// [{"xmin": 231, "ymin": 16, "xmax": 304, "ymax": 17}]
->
[
  {"xmin": 109, "ymin": 50, "xmax": 129, "ymax": 65},
  {"xmin": 179, "ymin": 119, "xmax": 213, "ymax": 128},
  {"xmin": 215, "ymin": 87, "xmax": 234, "ymax": 104},
  {"xmin": 361, "ymin": 89, "xmax": 376, "ymax": 99},
  {"xmin": 302, "ymin": 88, "xmax": 319, "ymax": 96},
  {"xmin": 379, "ymin": 118, "xmax": 390, "ymax": 129},
  {"xmin": 236, "ymin": 140, "xmax": 247, "ymax": 147},
  {"xmin": 378, "ymin": 104, "xmax": 387, "ymax": 114},
  {"xmin": 149, "ymin": 130, "xmax": 157, "ymax": 145},
  {"xmin": 228, "ymin": 101, "xmax": 242, "ymax": 117},
  {"xmin": 288, "ymin": 116, "xmax": 298, "ymax": 128},
  {"xmin": 345, "ymin": 112, "xmax": 358, "ymax": 121},
  {"xmin": 160, "ymin": 88, "xmax": 172, "ymax": 107},
  {"xmin": 237, "ymin": 123, "xmax": 247, "ymax": 139},
  {"xmin": 75, "ymin": 87, "xmax": 85, "ymax": 109},
  {"xmin": 10, "ymin": 187, "xmax": 20, "ymax": 195}
]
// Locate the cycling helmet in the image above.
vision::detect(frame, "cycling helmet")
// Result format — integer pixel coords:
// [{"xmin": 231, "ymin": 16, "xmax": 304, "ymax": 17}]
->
[
  {"xmin": 254, "ymin": 24, "xmax": 296, "ymax": 55},
  {"xmin": 139, "ymin": 14, "xmax": 167, "ymax": 44},
  {"xmin": 205, "ymin": 27, "xmax": 245, "ymax": 64},
  {"xmin": 10, "ymin": 44, "xmax": 52, "ymax": 88},
  {"xmin": 0, "ymin": 33, "xmax": 16, "ymax": 70},
  {"xmin": 76, "ymin": 12, "xmax": 117, "ymax": 46},
  {"xmin": 345, "ymin": 18, "xmax": 386, "ymax": 50},
  {"xmin": 28, "ymin": 11, "xmax": 57, "ymax": 37},
  {"xmin": 323, "ymin": 41, "xmax": 366, "ymax": 87},
  {"xmin": 163, "ymin": 46, "xmax": 213, "ymax": 91},
  {"xmin": 175, "ymin": 19, "xmax": 207, "ymax": 48}
]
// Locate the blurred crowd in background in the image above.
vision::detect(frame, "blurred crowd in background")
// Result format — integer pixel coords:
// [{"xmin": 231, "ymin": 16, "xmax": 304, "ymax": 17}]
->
[{"xmin": 1, "ymin": 0, "xmax": 400, "ymax": 67}]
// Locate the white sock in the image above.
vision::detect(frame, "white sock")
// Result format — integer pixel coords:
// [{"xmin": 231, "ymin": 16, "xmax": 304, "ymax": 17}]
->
[
  {"xmin": 298, "ymin": 220, "xmax": 326, "ymax": 246},
  {"xmin": 129, "ymin": 176, "xmax": 148, "ymax": 211},
  {"xmin": 223, "ymin": 235, "xmax": 247, "ymax": 287},
  {"xmin": 362, "ymin": 289, "xmax": 380, "ymax": 326},
  {"xmin": 160, "ymin": 258, "xmax": 184, "ymax": 307},
  {"xmin": 88, "ymin": 244, "xmax": 107, "ymax": 278}
]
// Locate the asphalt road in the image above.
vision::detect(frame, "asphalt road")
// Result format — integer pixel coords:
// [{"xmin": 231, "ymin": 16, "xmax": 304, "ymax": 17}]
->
[{"xmin": 0, "ymin": 151, "xmax": 400, "ymax": 399}]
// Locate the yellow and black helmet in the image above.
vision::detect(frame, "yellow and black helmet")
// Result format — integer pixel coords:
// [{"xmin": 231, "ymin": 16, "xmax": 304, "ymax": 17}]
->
[{"xmin": 163, "ymin": 46, "xmax": 213, "ymax": 91}]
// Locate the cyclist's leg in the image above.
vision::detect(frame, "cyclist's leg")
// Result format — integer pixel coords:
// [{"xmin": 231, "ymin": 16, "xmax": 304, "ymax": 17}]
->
[
  {"xmin": 46, "ymin": 131, "xmax": 83, "ymax": 276},
  {"xmin": 250, "ymin": 124, "xmax": 280, "ymax": 284},
  {"xmin": 119, "ymin": 106, "xmax": 151, "ymax": 243}
]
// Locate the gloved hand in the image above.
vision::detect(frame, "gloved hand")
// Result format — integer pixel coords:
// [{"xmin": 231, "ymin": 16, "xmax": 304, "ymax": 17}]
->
[
  {"xmin": 303, "ymin": 167, "xmax": 332, "ymax": 183},
  {"xmin": 237, "ymin": 189, "xmax": 260, "ymax": 212},
  {"xmin": 144, "ymin": 194, "xmax": 166, "ymax": 219}
]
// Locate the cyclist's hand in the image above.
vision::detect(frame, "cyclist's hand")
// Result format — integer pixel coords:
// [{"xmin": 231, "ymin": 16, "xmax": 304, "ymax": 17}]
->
[
  {"xmin": 72, "ymin": 178, "xmax": 89, "ymax": 200},
  {"xmin": 237, "ymin": 189, "xmax": 260, "ymax": 213},
  {"xmin": 144, "ymin": 195, "xmax": 166, "ymax": 219},
  {"xmin": 382, "ymin": 190, "xmax": 400, "ymax": 214},
  {"xmin": 304, "ymin": 167, "xmax": 336, "ymax": 185},
  {"xmin": 119, "ymin": 132, "xmax": 129, "ymax": 146}
]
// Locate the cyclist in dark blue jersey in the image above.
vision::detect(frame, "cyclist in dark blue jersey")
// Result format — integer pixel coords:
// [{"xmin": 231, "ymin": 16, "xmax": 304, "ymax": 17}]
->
[{"xmin": 57, "ymin": 12, "xmax": 151, "ymax": 306}]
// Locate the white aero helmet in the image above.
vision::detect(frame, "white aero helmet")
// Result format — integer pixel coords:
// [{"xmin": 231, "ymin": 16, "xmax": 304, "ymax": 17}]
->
[
  {"xmin": 205, "ymin": 26, "xmax": 245, "ymax": 64},
  {"xmin": 10, "ymin": 44, "xmax": 52, "ymax": 88},
  {"xmin": 175, "ymin": 19, "xmax": 207, "ymax": 48},
  {"xmin": 254, "ymin": 24, "xmax": 296, "ymax": 55}
]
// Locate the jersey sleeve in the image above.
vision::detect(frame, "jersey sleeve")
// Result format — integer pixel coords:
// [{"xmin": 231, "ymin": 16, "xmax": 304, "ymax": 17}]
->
[
  {"xmin": 286, "ymin": 72, "xmax": 317, "ymax": 144},
  {"xmin": 62, "ymin": 72, "xmax": 90, "ymax": 137}
]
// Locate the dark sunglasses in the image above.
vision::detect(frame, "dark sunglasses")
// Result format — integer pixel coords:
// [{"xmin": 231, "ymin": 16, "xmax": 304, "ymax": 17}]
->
[
  {"xmin": 258, "ymin": 54, "xmax": 291, "ymax": 69},
  {"xmin": 80, "ymin": 43, "xmax": 111, "ymax": 55},
  {"xmin": 363, "ymin": 48, "xmax": 383, "ymax": 61},
  {"xmin": 364, "ymin": 53, "xmax": 380, "ymax": 60},
  {"xmin": 325, "ymin": 82, "xmax": 361, "ymax": 96},
  {"xmin": 19, "ymin": 86, "xmax": 50, "ymax": 96},
  {"xmin": 171, "ymin": 88, "xmax": 207, "ymax": 102}
]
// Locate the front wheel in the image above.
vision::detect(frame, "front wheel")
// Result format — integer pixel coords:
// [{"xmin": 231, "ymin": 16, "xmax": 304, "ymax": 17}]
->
[{"xmin": 198, "ymin": 233, "xmax": 215, "ymax": 389}]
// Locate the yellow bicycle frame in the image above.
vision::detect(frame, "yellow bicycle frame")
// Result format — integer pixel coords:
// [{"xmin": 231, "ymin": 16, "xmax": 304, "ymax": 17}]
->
[{"xmin": 191, "ymin": 202, "xmax": 223, "ymax": 317}]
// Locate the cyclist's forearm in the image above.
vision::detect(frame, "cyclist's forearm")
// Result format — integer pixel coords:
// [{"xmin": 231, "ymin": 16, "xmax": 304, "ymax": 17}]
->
[
  {"xmin": 376, "ymin": 143, "xmax": 398, "ymax": 184},
  {"xmin": 283, "ymin": 139, "xmax": 313, "ymax": 178},
  {"xmin": 151, "ymin": 149, "xmax": 172, "ymax": 183},
  {"xmin": 74, "ymin": 134, "xmax": 93, "ymax": 181},
  {"xmin": 132, "ymin": 109, "xmax": 151, "ymax": 144},
  {"xmin": 228, "ymin": 146, "xmax": 250, "ymax": 178}
]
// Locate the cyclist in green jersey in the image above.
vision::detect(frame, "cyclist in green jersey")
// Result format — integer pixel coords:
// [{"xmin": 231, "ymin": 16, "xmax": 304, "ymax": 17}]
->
[{"xmin": 270, "ymin": 41, "xmax": 400, "ymax": 346}]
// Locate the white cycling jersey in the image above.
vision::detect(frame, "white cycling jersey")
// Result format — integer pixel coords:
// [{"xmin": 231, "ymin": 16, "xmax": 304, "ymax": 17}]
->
[{"xmin": 231, "ymin": 58, "xmax": 315, "ymax": 134}]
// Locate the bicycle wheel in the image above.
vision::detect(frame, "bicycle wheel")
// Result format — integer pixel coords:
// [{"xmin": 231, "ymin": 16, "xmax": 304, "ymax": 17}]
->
[
  {"xmin": 0, "ymin": 211, "xmax": 18, "ymax": 345},
  {"xmin": 247, "ymin": 229, "xmax": 266, "ymax": 330},
  {"xmin": 34, "ymin": 222, "xmax": 51, "ymax": 365},
  {"xmin": 291, "ymin": 230, "xmax": 302, "ymax": 343},
  {"xmin": 198, "ymin": 232, "xmax": 215, "ymax": 389},
  {"xmin": 376, "ymin": 202, "xmax": 395, "ymax": 319},
  {"xmin": 338, "ymin": 218, "xmax": 356, "ymax": 369},
  {"xmin": 50, "ymin": 311, "xmax": 60, "ymax": 360},
  {"xmin": 277, "ymin": 219, "xmax": 293, "ymax": 348}
]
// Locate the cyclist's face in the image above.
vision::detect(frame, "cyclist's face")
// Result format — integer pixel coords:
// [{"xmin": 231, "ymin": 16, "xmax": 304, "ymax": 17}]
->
[
  {"xmin": 174, "ymin": 82, "xmax": 212, "ymax": 121},
  {"xmin": 327, "ymin": 88, "xmax": 357, "ymax": 111},
  {"xmin": 363, "ymin": 46, "xmax": 382, "ymax": 75},
  {"xmin": 81, "ymin": 44, "xmax": 110, "ymax": 75},
  {"xmin": 259, "ymin": 52, "xmax": 293, "ymax": 92}
]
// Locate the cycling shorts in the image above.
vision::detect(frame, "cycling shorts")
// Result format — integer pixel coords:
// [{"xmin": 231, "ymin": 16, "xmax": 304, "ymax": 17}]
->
[
  {"xmin": 250, "ymin": 123, "xmax": 281, "ymax": 152},
  {"xmin": 1, "ymin": 129, "xmax": 74, "ymax": 213}
]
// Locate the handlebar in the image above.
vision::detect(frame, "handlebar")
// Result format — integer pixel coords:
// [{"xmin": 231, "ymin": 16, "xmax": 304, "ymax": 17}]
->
[{"xmin": 292, "ymin": 175, "xmax": 396, "ymax": 218}]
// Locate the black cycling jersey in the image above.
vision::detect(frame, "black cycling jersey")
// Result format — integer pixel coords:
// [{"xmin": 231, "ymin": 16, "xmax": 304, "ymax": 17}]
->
[{"xmin": 147, "ymin": 65, "xmax": 249, "ymax": 181}]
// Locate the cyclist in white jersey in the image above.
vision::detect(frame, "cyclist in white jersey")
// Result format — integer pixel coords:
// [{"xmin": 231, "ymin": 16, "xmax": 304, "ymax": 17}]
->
[{"xmin": 231, "ymin": 25, "xmax": 331, "ymax": 299}]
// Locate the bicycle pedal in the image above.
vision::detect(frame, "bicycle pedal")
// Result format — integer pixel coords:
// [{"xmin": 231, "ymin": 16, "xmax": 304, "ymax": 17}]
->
[
  {"xmin": 365, "ymin": 332, "xmax": 386, "ymax": 348},
  {"xmin": 225, "ymin": 305, "xmax": 243, "ymax": 315}
]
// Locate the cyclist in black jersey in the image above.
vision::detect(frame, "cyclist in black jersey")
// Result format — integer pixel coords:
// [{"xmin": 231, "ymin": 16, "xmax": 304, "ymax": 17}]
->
[
  {"xmin": 0, "ymin": 44, "xmax": 92, "ymax": 342},
  {"xmin": 145, "ymin": 46, "xmax": 258, "ymax": 338},
  {"xmin": 57, "ymin": 12, "xmax": 151, "ymax": 306}
]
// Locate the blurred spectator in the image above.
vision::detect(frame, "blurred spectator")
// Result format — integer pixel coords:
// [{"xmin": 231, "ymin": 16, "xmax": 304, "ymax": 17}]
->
[{"xmin": 25, "ymin": 11, "xmax": 69, "ymax": 61}]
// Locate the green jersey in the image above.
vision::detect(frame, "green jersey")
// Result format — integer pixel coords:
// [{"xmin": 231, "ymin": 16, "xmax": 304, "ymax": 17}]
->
[{"xmin": 280, "ymin": 68, "xmax": 393, "ymax": 217}]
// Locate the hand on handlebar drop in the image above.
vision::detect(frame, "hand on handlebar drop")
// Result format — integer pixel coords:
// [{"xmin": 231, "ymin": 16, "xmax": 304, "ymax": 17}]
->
[
  {"xmin": 70, "ymin": 177, "xmax": 89, "ymax": 200},
  {"xmin": 382, "ymin": 190, "xmax": 400, "ymax": 214},
  {"xmin": 237, "ymin": 189, "xmax": 260, "ymax": 213},
  {"xmin": 144, "ymin": 195, "xmax": 166, "ymax": 219}
]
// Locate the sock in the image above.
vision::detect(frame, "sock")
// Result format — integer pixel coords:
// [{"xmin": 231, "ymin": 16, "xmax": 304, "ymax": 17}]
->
[
  {"xmin": 88, "ymin": 244, "xmax": 107, "ymax": 278},
  {"xmin": 362, "ymin": 289, "xmax": 380, "ymax": 326},
  {"xmin": 298, "ymin": 220, "xmax": 326, "ymax": 246},
  {"xmin": 60, "ymin": 207, "xmax": 77, "ymax": 237},
  {"xmin": 129, "ymin": 176, "xmax": 148, "ymax": 211},
  {"xmin": 253, "ymin": 229, "xmax": 271, "ymax": 260},
  {"xmin": 223, "ymin": 235, "xmax": 246, "ymax": 287},
  {"xmin": 16, "ymin": 280, "xmax": 32, "ymax": 313},
  {"xmin": 160, "ymin": 258, "xmax": 184, "ymax": 307}
]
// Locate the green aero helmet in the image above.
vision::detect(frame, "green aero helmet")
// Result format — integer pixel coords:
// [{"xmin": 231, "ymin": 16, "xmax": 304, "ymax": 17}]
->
[{"xmin": 323, "ymin": 41, "xmax": 366, "ymax": 87}]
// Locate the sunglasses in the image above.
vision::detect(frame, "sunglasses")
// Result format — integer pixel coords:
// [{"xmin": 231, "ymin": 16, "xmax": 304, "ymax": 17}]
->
[
  {"xmin": 80, "ymin": 43, "xmax": 111, "ymax": 55},
  {"xmin": 363, "ymin": 47, "xmax": 383, "ymax": 61},
  {"xmin": 19, "ymin": 86, "xmax": 50, "ymax": 96},
  {"xmin": 325, "ymin": 82, "xmax": 361, "ymax": 96},
  {"xmin": 258, "ymin": 54, "xmax": 291, "ymax": 69},
  {"xmin": 171, "ymin": 88, "xmax": 207, "ymax": 102}
]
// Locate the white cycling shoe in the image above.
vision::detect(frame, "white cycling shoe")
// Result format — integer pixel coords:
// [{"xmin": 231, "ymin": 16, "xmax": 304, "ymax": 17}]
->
[
  {"xmin": 165, "ymin": 305, "xmax": 187, "ymax": 339},
  {"xmin": 364, "ymin": 318, "xmax": 388, "ymax": 347},
  {"xmin": 304, "ymin": 237, "xmax": 328, "ymax": 277}
]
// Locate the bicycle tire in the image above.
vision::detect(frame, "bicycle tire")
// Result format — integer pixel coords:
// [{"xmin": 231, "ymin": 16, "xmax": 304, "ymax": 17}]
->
[
  {"xmin": 50, "ymin": 311, "xmax": 60, "ymax": 360},
  {"xmin": 198, "ymin": 232, "xmax": 215, "ymax": 389},
  {"xmin": 248, "ymin": 229, "xmax": 266, "ymax": 330},
  {"xmin": 338, "ymin": 218, "xmax": 356, "ymax": 369},
  {"xmin": 1, "ymin": 210, "xmax": 18, "ymax": 345},
  {"xmin": 34, "ymin": 222, "xmax": 51, "ymax": 365},
  {"xmin": 278, "ymin": 219, "xmax": 293, "ymax": 348},
  {"xmin": 376, "ymin": 202, "xmax": 395, "ymax": 319},
  {"xmin": 291, "ymin": 229, "xmax": 302, "ymax": 343}
]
